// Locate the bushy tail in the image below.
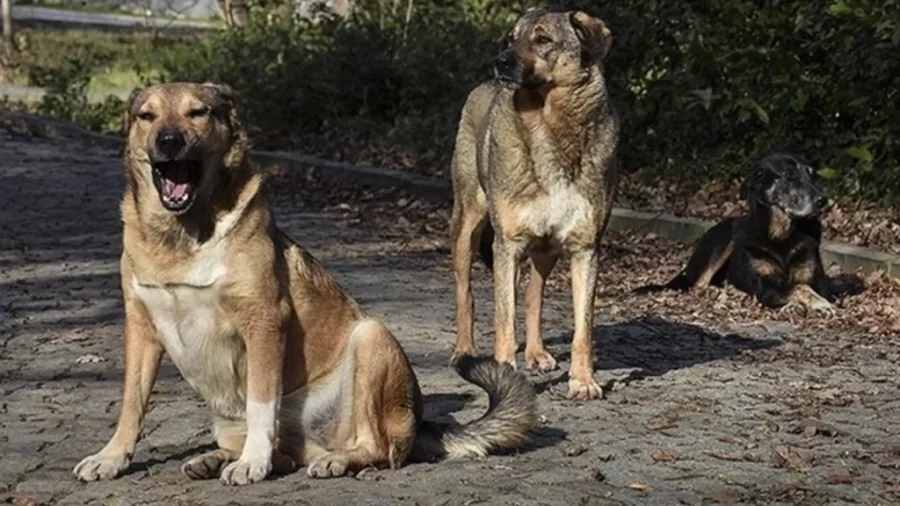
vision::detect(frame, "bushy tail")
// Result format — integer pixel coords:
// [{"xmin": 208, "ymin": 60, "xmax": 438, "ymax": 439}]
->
[
  {"xmin": 632, "ymin": 272, "xmax": 691, "ymax": 294},
  {"xmin": 409, "ymin": 356, "xmax": 537, "ymax": 461}
]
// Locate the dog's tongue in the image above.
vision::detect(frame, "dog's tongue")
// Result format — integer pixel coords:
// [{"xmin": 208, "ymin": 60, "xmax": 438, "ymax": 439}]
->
[{"xmin": 163, "ymin": 165, "xmax": 191, "ymax": 198}]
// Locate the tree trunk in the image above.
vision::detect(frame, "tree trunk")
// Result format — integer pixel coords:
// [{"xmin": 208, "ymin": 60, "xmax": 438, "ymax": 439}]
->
[
  {"xmin": 2, "ymin": 0, "xmax": 13, "ymax": 51},
  {"xmin": 216, "ymin": 0, "xmax": 249, "ymax": 26},
  {"xmin": 227, "ymin": 0, "xmax": 249, "ymax": 26}
]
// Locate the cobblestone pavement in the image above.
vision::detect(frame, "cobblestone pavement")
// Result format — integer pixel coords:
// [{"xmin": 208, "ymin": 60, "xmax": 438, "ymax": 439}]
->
[{"xmin": 1, "ymin": 129, "xmax": 899, "ymax": 506}]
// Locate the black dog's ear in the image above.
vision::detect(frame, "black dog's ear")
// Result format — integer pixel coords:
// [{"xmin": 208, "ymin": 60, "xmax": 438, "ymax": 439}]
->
[
  {"xmin": 123, "ymin": 87, "xmax": 143, "ymax": 135},
  {"xmin": 741, "ymin": 160, "xmax": 774, "ymax": 202},
  {"xmin": 570, "ymin": 11, "xmax": 612, "ymax": 61}
]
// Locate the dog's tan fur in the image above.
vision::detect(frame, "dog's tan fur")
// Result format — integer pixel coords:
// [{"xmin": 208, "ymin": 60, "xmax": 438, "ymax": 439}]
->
[
  {"xmin": 450, "ymin": 10, "xmax": 618, "ymax": 400},
  {"xmin": 73, "ymin": 82, "xmax": 536, "ymax": 486}
]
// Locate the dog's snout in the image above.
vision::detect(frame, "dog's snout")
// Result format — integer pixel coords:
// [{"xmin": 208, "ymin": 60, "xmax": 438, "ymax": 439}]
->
[
  {"xmin": 155, "ymin": 129, "xmax": 186, "ymax": 158},
  {"xmin": 815, "ymin": 194, "xmax": 829, "ymax": 209}
]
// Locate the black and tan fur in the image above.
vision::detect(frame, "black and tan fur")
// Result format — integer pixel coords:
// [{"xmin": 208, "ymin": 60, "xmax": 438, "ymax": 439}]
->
[
  {"xmin": 636, "ymin": 153, "xmax": 834, "ymax": 314},
  {"xmin": 73, "ymin": 82, "xmax": 536, "ymax": 486},
  {"xmin": 450, "ymin": 9, "xmax": 618, "ymax": 400}
]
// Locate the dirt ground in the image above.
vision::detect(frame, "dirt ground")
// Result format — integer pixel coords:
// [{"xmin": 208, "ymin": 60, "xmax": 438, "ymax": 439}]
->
[{"xmin": 2, "ymin": 129, "xmax": 900, "ymax": 506}]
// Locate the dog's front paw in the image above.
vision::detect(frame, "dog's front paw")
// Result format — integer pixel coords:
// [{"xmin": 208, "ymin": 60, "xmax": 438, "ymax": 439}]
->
[
  {"xmin": 183, "ymin": 449, "xmax": 233, "ymax": 480},
  {"xmin": 525, "ymin": 349, "xmax": 558, "ymax": 373},
  {"xmin": 778, "ymin": 300, "xmax": 804, "ymax": 315},
  {"xmin": 307, "ymin": 452, "xmax": 350, "ymax": 479},
  {"xmin": 220, "ymin": 457, "xmax": 271, "ymax": 486},
  {"xmin": 73, "ymin": 452, "xmax": 130, "ymax": 481},
  {"xmin": 807, "ymin": 299, "xmax": 836, "ymax": 317},
  {"xmin": 567, "ymin": 377, "xmax": 603, "ymax": 401}
]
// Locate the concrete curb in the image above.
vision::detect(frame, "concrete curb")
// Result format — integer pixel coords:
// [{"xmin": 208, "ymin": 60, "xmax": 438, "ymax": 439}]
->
[
  {"xmin": 3, "ymin": 109, "xmax": 899, "ymax": 277},
  {"xmin": 3, "ymin": 5, "xmax": 220, "ymax": 34}
]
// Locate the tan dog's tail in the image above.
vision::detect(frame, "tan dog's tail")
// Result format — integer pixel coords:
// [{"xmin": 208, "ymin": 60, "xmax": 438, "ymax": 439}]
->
[{"xmin": 409, "ymin": 356, "xmax": 537, "ymax": 461}]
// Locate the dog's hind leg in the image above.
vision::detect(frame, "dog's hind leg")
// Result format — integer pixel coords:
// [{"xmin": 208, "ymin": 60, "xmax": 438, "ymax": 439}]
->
[
  {"xmin": 567, "ymin": 249, "xmax": 602, "ymax": 400},
  {"xmin": 307, "ymin": 319, "xmax": 417, "ymax": 478},
  {"xmin": 524, "ymin": 252, "xmax": 559, "ymax": 372},
  {"xmin": 450, "ymin": 196, "xmax": 489, "ymax": 363},
  {"xmin": 681, "ymin": 218, "xmax": 735, "ymax": 291},
  {"xmin": 691, "ymin": 238, "xmax": 735, "ymax": 292}
]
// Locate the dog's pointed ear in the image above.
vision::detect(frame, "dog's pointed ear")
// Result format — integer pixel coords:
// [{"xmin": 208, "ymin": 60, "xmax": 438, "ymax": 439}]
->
[
  {"xmin": 203, "ymin": 82, "xmax": 248, "ymax": 167},
  {"xmin": 570, "ymin": 11, "xmax": 612, "ymax": 61},
  {"xmin": 741, "ymin": 161, "xmax": 771, "ymax": 202},
  {"xmin": 202, "ymin": 82, "xmax": 237, "ymax": 109},
  {"xmin": 202, "ymin": 82, "xmax": 243, "ymax": 133},
  {"xmin": 123, "ymin": 87, "xmax": 143, "ymax": 135}
]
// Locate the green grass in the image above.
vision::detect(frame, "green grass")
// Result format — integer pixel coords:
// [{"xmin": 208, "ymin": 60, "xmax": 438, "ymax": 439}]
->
[{"xmin": 7, "ymin": 27, "xmax": 189, "ymax": 96}]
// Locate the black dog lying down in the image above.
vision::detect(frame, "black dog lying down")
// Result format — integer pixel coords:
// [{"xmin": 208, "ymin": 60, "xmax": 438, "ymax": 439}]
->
[{"xmin": 636, "ymin": 153, "xmax": 835, "ymax": 314}]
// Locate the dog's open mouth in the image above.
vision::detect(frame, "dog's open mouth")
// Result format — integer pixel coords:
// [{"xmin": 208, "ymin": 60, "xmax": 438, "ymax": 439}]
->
[{"xmin": 151, "ymin": 160, "xmax": 201, "ymax": 215}]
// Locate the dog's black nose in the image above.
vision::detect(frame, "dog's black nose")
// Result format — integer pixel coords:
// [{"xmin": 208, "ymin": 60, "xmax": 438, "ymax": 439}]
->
[
  {"xmin": 816, "ymin": 195, "xmax": 829, "ymax": 209},
  {"xmin": 155, "ymin": 129, "xmax": 186, "ymax": 158},
  {"xmin": 494, "ymin": 51, "xmax": 516, "ymax": 76}
]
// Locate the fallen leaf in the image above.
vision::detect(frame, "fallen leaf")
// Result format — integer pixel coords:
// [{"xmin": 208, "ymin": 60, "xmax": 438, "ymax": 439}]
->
[
  {"xmin": 629, "ymin": 482, "xmax": 652, "ymax": 493},
  {"xmin": 772, "ymin": 445, "xmax": 813, "ymax": 470},
  {"xmin": 564, "ymin": 445, "xmax": 588, "ymax": 457},
  {"xmin": 796, "ymin": 418, "xmax": 839, "ymax": 438},
  {"xmin": 707, "ymin": 450, "xmax": 758, "ymax": 462},
  {"xmin": 651, "ymin": 448, "xmax": 679, "ymax": 462},
  {"xmin": 646, "ymin": 417, "xmax": 678, "ymax": 431},
  {"xmin": 710, "ymin": 489, "xmax": 741, "ymax": 503},
  {"xmin": 8, "ymin": 497, "xmax": 38, "ymax": 506},
  {"xmin": 826, "ymin": 474, "xmax": 863, "ymax": 485}
]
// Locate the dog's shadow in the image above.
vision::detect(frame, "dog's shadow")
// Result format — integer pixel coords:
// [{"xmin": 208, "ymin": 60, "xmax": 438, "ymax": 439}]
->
[{"xmin": 534, "ymin": 316, "xmax": 782, "ymax": 395}]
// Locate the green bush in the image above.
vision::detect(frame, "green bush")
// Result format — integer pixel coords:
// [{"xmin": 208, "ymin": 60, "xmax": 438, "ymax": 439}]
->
[{"xmin": 37, "ymin": 1, "xmax": 900, "ymax": 204}]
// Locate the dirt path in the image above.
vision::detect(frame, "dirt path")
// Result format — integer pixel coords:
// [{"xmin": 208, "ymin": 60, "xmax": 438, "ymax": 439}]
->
[{"xmin": 1, "ymin": 130, "xmax": 899, "ymax": 506}]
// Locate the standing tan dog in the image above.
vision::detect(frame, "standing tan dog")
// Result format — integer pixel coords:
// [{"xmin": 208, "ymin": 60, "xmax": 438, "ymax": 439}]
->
[
  {"xmin": 73, "ymin": 82, "xmax": 536, "ymax": 486},
  {"xmin": 450, "ymin": 9, "xmax": 619, "ymax": 400}
]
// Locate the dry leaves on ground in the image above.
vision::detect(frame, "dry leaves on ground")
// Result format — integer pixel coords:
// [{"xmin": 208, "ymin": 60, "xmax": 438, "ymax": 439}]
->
[
  {"xmin": 650, "ymin": 448, "xmax": 680, "ymax": 462},
  {"xmin": 772, "ymin": 445, "xmax": 814, "ymax": 471}
]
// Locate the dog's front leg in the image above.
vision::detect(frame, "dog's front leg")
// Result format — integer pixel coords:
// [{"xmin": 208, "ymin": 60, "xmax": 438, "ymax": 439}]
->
[
  {"xmin": 220, "ymin": 299, "xmax": 287, "ymax": 486},
  {"xmin": 74, "ymin": 299, "xmax": 162, "ymax": 481},
  {"xmin": 493, "ymin": 235, "xmax": 523, "ymax": 367},
  {"xmin": 568, "ymin": 248, "xmax": 602, "ymax": 400}
]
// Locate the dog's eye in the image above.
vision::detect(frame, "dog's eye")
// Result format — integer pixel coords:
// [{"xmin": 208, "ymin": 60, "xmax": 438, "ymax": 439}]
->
[
  {"xmin": 137, "ymin": 112, "xmax": 155, "ymax": 122},
  {"xmin": 535, "ymin": 34, "xmax": 553, "ymax": 45},
  {"xmin": 187, "ymin": 107, "xmax": 210, "ymax": 119}
]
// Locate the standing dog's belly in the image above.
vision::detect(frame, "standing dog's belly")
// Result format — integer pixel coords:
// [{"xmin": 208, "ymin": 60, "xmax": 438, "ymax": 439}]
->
[{"xmin": 131, "ymin": 276, "xmax": 247, "ymax": 420}]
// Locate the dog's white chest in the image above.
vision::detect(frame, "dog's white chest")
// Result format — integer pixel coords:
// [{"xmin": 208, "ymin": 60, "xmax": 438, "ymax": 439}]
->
[
  {"xmin": 528, "ymin": 180, "xmax": 593, "ymax": 241},
  {"xmin": 131, "ymin": 247, "xmax": 246, "ymax": 419}
]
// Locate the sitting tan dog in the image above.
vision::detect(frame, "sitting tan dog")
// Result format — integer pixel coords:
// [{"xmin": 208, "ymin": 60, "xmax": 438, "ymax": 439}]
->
[{"xmin": 73, "ymin": 82, "xmax": 536, "ymax": 485}]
